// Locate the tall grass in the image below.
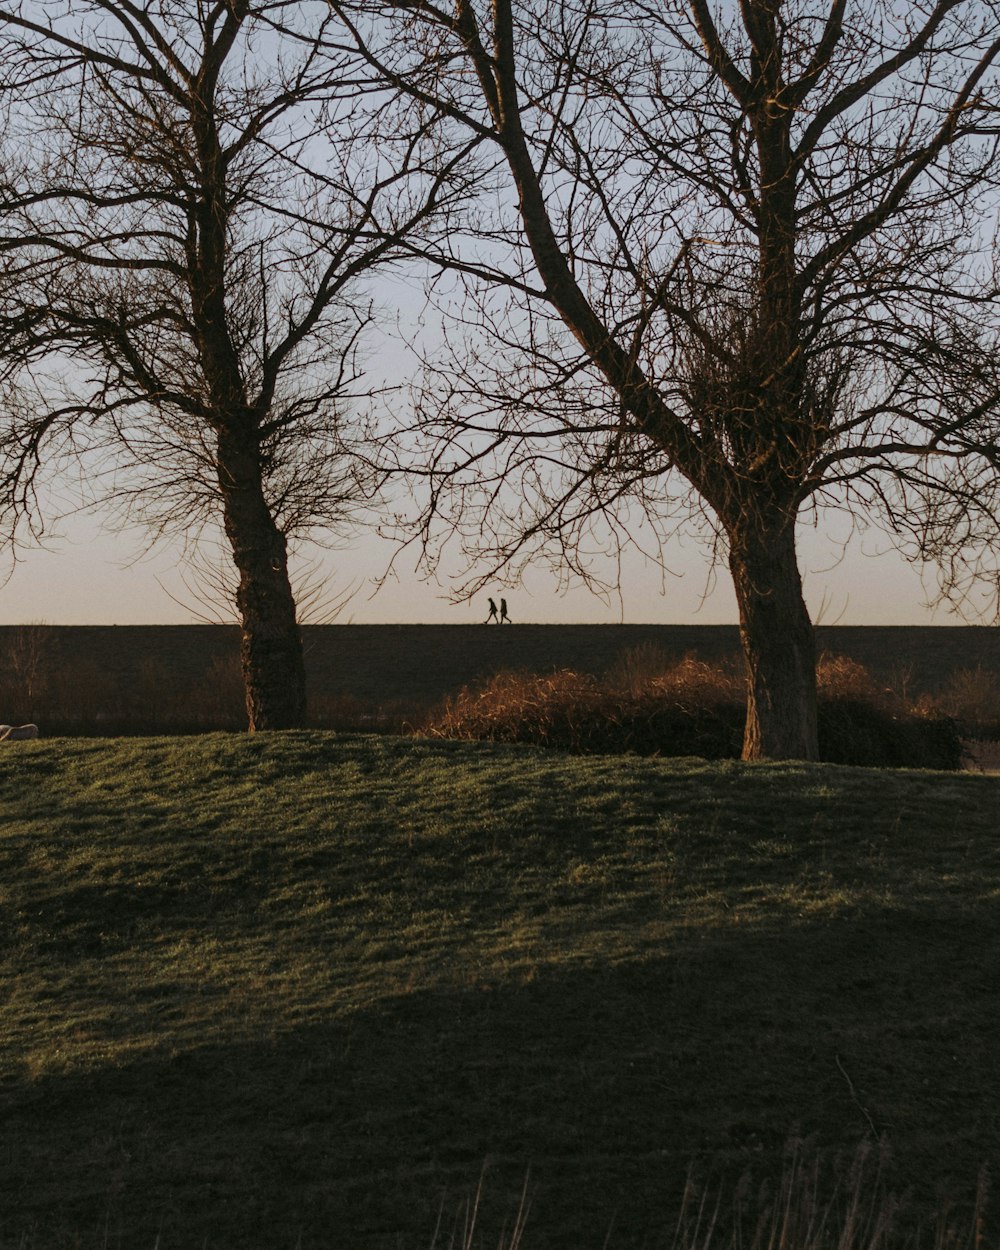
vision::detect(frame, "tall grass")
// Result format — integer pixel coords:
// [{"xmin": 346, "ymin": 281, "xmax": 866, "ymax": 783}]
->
[
  {"xmin": 431, "ymin": 1140, "xmax": 989, "ymax": 1250},
  {"xmin": 652, "ymin": 1140, "xmax": 988, "ymax": 1250}
]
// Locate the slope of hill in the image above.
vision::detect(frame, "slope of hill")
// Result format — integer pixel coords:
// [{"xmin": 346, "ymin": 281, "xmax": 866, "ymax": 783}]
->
[{"xmin": 1, "ymin": 732, "xmax": 998, "ymax": 1247}]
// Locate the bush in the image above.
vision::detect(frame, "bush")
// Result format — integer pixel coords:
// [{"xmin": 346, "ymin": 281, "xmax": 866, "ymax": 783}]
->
[
  {"xmin": 922, "ymin": 665, "xmax": 1000, "ymax": 740},
  {"xmin": 426, "ymin": 666, "xmax": 743, "ymax": 758},
  {"xmin": 815, "ymin": 652, "xmax": 964, "ymax": 769},
  {"xmin": 426, "ymin": 651, "xmax": 963, "ymax": 769},
  {"xmin": 818, "ymin": 698, "xmax": 964, "ymax": 770}
]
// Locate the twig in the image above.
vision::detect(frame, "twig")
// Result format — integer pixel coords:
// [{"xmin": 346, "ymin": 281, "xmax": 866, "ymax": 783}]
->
[{"xmin": 836, "ymin": 1053, "xmax": 879, "ymax": 1137}]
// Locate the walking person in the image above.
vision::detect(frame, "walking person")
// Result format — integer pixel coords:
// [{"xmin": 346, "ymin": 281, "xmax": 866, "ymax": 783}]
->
[
  {"xmin": 499, "ymin": 598, "xmax": 511, "ymax": 624},
  {"xmin": 485, "ymin": 597, "xmax": 499, "ymax": 624}
]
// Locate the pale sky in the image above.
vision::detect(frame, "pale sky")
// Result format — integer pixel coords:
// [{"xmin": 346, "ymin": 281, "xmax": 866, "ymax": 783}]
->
[
  {"xmin": 0, "ymin": 10, "xmax": 990, "ymax": 631},
  {"xmin": 0, "ymin": 308, "xmax": 973, "ymax": 629},
  {"xmin": 0, "ymin": 505, "xmax": 957, "ymax": 627},
  {"xmin": 0, "ymin": 278, "xmax": 969, "ymax": 628}
]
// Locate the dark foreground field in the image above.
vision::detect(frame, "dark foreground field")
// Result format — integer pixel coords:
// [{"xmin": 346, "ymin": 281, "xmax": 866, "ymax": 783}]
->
[
  {"xmin": 1, "ymin": 623, "xmax": 999, "ymax": 734},
  {"xmin": 1, "ymin": 733, "xmax": 999, "ymax": 1248}
]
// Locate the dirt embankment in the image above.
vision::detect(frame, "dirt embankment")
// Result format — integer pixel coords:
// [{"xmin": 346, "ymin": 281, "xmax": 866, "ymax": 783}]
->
[
  {"xmin": 1, "ymin": 622, "xmax": 990, "ymax": 720},
  {"xmin": 0, "ymin": 620, "xmax": 995, "ymax": 697}
]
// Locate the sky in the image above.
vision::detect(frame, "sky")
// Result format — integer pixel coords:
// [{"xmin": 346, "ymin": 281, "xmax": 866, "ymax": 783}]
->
[
  {"xmin": 0, "ymin": 269, "xmax": 973, "ymax": 629},
  {"xmin": 0, "ymin": 285, "xmax": 966, "ymax": 629},
  {"xmin": 0, "ymin": 7, "xmax": 989, "ymax": 632},
  {"xmin": 0, "ymin": 503, "xmax": 961, "ymax": 627},
  {"xmin": 0, "ymin": 288, "xmax": 979, "ymax": 629}
]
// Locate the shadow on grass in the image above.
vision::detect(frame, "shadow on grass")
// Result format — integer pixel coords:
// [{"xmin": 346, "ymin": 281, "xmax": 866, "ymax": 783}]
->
[{"xmin": 3, "ymin": 901, "xmax": 998, "ymax": 1250}]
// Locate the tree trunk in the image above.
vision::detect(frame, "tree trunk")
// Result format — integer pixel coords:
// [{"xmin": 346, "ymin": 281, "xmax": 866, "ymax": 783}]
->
[
  {"xmin": 728, "ymin": 521, "xmax": 818, "ymax": 761},
  {"xmin": 217, "ymin": 424, "xmax": 307, "ymax": 730}
]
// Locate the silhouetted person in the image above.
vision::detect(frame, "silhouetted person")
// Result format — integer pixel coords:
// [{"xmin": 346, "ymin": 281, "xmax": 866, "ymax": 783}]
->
[
  {"xmin": 486, "ymin": 597, "xmax": 499, "ymax": 623},
  {"xmin": 500, "ymin": 598, "xmax": 511, "ymax": 623}
]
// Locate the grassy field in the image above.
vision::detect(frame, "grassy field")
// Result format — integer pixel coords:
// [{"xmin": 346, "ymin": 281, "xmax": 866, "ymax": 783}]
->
[{"xmin": 1, "ymin": 733, "xmax": 999, "ymax": 1247}]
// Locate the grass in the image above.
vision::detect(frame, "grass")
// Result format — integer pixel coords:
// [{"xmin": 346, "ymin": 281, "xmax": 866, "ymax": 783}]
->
[{"xmin": 1, "ymin": 733, "xmax": 999, "ymax": 1247}]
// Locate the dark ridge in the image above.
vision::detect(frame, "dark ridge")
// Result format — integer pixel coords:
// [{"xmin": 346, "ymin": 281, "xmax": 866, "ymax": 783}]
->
[{"xmin": 0, "ymin": 622, "xmax": 995, "ymax": 704}]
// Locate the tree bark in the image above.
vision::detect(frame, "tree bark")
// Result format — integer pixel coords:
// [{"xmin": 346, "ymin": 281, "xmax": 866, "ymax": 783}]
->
[
  {"xmin": 217, "ymin": 424, "xmax": 307, "ymax": 730},
  {"xmin": 728, "ymin": 521, "xmax": 818, "ymax": 761}
]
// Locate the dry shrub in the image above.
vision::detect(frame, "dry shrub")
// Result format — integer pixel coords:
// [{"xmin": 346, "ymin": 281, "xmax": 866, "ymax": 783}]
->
[
  {"xmin": 427, "ymin": 652, "xmax": 963, "ymax": 769},
  {"xmin": 924, "ymin": 666, "xmax": 1000, "ymax": 739},
  {"xmin": 605, "ymin": 641, "xmax": 671, "ymax": 695},
  {"xmin": 428, "ymin": 669, "xmax": 603, "ymax": 744},
  {"xmin": 650, "ymin": 652, "xmax": 744, "ymax": 704},
  {"xmin": 816, "ymin": 653, "xmax": 962, "ymax": 769},
  {"xmin": 818, "ymin": 652, "xmax": 892, "ymax": 704},
  {"xmin": 966, "ymin": 737, "xmax": 1000, "ymax": 773},
  {"xmin": 428, "ymin": 664, "xmax": 744, "ymax": 758},
  {"xmin": 818, "ymin": 699, "xmax": 963, "ymax": 770},
  {"xmin": 607, "ymin": 645, "xmax": 743, "ymax": 702}
]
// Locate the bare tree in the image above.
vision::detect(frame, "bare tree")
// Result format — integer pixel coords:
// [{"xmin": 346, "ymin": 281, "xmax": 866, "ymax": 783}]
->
[
  {"xmin": 333, "ymin": 0, "xmax": 1000, "ymax": 759},
  {"xmin": 0, "ymin": 619, "xmax": 52, "ymax": 716},
  {"xmin": 0, "ymin": 0, "xmax": 458, "ymax": 728}
]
